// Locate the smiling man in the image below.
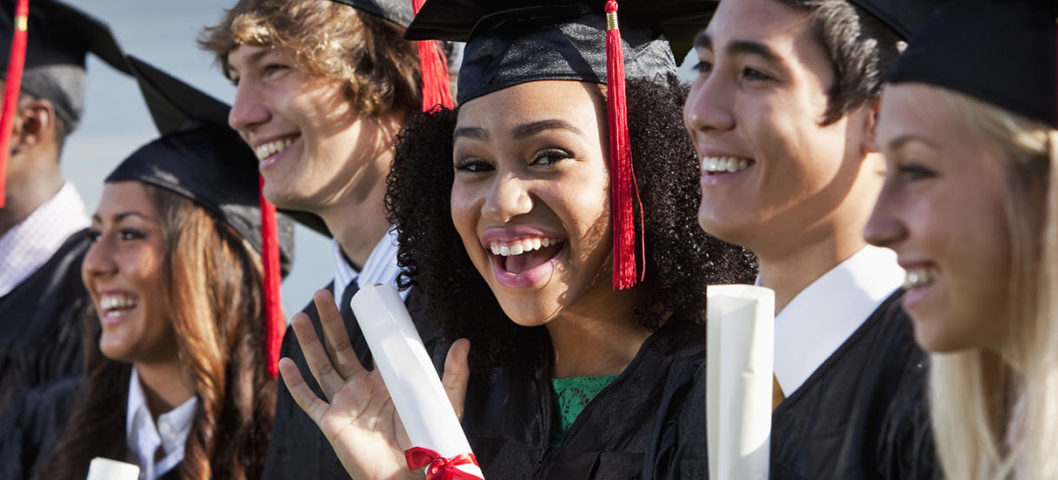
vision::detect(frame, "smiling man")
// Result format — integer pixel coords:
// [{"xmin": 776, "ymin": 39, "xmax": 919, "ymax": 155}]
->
[
  {"xmin": 200, "ymin": 1, "xmax": 450, "ymax": 478},
  {"xmin": 685, "ymin": 0, "xmax": 944, "ymax": 477}
]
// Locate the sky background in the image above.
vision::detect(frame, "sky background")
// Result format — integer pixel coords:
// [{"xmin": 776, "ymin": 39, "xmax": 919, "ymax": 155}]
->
[{"xmin": 64, "ymin": 1, "xmax": 699, "ymax": 318}]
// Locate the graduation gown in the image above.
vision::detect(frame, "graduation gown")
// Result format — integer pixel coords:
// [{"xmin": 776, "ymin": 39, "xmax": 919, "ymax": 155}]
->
[
  {"xmin": 0, "ymin": 229, "xmax": 91, "ymax": 419},
  {"xmin": 769, "ymin": 290, "xmax": 937, "ymax": 480},
  {"xmin": 0, "ymin": 373, "xmax": 184, "ymax": 480},
  {"xmin": 0, "ymin": 376, "xmax": 80, "ymax": 480},
  {"xmin": 461, "ymin": 317, "xmax": 707, "ymax": 479},
  {"xmin": 261, "ymin": 283, "xmax": 443, "ymax": 480}
]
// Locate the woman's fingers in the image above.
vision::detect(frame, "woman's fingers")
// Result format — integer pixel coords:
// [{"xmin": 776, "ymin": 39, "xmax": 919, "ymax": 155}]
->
[
  {"xmin": 279, "ymin": 357, "xmax": 330, "ymax": 426},
  {"xmin": 290, "ymin": 310, "xmax": 348, "ymax": 401},
  {"xmin": 442, "ymin": 338, "xmax": 471, "ymax": 421},
  {"xmin": 312, "ymin": 289, "xmax": 367, "ymax": 379}
]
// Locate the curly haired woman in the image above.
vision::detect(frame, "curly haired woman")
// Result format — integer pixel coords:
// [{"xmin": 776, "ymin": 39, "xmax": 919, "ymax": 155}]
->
[{"xmin": 278, "ymin": 1, "xmax": 755, "ymax": 478}]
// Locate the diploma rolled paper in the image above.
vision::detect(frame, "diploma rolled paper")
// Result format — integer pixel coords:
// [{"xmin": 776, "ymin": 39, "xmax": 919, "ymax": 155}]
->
[
  {"xmin": 350, "ymin": 284, "xmax": 484, "ymax": 479},
  {"xmin": 706, "ymin": 285, "xmax": 774, "ymax": 480},
  {"xmin": 86, "ymin": 457, "xmax": 140, "ymax": 480}
]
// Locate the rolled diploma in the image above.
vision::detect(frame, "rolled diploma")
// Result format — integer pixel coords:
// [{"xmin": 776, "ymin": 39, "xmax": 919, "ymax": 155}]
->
[
  {"xmin": 86, "ymin": 457, "xmax": 139, "ymax": 480},
  {"xmin": 706, "ymin": 284, "xmax": 774, "ymax": 480},
  {"xmin": 351, "ymin": 284, "xmax": 483, "ymax": 477}
]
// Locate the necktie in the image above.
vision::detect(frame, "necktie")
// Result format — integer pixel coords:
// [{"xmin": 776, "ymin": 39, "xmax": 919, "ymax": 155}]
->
[
  {"xmin": 772, "ymin": 374, "xmax": 785, "ymax": 411},
  {"xmin": 338, "ymin": 277, "xmax": 359, "ymax": 322},
  {"xmin": 336, "ymin": 277, "xmax": 375, "ymax": 369}
]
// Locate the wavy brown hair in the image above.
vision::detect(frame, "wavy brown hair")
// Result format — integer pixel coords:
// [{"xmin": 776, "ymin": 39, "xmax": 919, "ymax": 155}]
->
[
  {"xmin": 40, "ymin": 185, "xmax": 276, "ymax": 480},
  {"xmin": 199, "ymin": 0, "xmax": 421, "ymax": 116},
  {"xmin": 386, "ymin": 76, "xmax": 757, "ymax": 369}
]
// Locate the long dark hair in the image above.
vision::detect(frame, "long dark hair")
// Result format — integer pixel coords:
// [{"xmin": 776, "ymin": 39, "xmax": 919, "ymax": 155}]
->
[
  {"xmin": 386, "ymin": 75, "xmax": 756, "ymax": 369},
  {"xmin": 40, "ymin": 185, "xmax": 275, "ymax": 480}
]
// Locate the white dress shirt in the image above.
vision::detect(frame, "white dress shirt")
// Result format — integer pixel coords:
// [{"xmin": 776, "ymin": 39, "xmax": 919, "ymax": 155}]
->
[
  {"xmin": 125, "ymin": 366, "xmax": 198, "ymax": 480},
  {"xmin": 772, "ymin": 245, "xmax": 905, "ymax": 396},
  {"xmin": 332, "ymin": 225, "xmax": 409, "ymax": 308},
  {"xmin": 0, "ymin": 183, "xmax": 89, "ymax": 297}
]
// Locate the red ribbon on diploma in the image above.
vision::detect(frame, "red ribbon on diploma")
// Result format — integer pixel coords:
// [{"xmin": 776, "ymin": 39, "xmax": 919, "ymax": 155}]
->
[{"xmin": 404, "ymin": 447, "xmax": 483, "ymax": 480}]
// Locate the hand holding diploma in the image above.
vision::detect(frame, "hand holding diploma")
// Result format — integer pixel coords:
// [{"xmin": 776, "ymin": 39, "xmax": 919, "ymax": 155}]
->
[{"xmin": 279, "ymin": 289, "xmax": 472, "ymax": 480}]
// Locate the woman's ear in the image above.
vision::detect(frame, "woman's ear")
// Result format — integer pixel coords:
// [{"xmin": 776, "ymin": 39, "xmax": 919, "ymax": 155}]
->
[{"xmin": 861, "ymin": 98, "xmax": 881, "ymax": 155}]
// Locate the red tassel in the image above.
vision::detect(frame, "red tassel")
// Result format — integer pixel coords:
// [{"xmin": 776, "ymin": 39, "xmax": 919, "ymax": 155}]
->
[
  {"xmin": 0, "ymin": 0, "xmax": 30, "ymax": 209},
  {"xmin": 260, "ymin": 175, "xmax": 285, "ymax": 378},
  {"xmin": 605, "ymin": 0, "xmax": 644, "ymax": 289},
  {"xmin": 412, "ymin": 0, "xmax": 453, "ymax": 111}
]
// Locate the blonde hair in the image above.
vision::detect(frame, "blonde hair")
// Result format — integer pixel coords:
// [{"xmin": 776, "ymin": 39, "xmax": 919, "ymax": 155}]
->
[{"xmin": 926, "ymin": 87, "xmax": 1057, "ymax": 479}]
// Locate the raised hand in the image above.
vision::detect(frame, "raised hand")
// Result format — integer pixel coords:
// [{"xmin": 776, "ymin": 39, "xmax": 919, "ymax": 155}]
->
[{"xmin": 279, "ymin": 289, "xmax": 470, "ymax": 480}]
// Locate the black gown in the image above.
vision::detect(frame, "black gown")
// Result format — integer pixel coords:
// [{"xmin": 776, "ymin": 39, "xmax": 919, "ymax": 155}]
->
[
  {"xmin": 461, "ymin": 317, "xmax": 708, "ymax": 479},
  {"xmin": 769, "ymin": 290, "xmax": 937, "ymax": 480},
  {"xmin": 0, "ymin": 229, "xmax": 91, "ymax": 420},
  {"xmin": 261, "ymin": 282, "xmax": 444, "ymax": 480},
  {"xmin": 0, "ymin": 374, "xmax": 184, "ymax": 480}
]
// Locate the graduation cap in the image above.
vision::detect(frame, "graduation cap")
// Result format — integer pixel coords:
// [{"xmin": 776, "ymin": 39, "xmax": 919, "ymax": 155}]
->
[
  {"xmin": 887, "ymin": 0, "xmax": 1056, "ymax": 128},
  {"xmin": 107, "ymin": 56, "xmax": 309, "ymax": 377},
  {"xmin": 407, "ymin": 0, "xmax": 714, "ymax": 289},
  {"xmin": 327, "ymin": 0, "xmax": 453, "ymax": 111},
  {"xmin": 847, "ymin": 0, "xmax": 950, "ymax": 41},
  {"xmin": 0, "ymin": 0, "xmax": 132, "ymax": 208}
]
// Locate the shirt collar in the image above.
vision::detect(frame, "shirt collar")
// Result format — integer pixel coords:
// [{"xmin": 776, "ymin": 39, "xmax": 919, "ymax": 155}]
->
[
  {"xmin": 125, "ymin": 366, "xmax": 198, "ymax": 480},
  {"xmin": 772, "ymin": 245, "xmax": 904, "ymax": 395},
  {"xmin": 0, "ymin": 182, "xmax": 89, "ymax": 297},
  {"xmin": 332, "ymin": 226, "xmax": 408, "ymax": 309}
]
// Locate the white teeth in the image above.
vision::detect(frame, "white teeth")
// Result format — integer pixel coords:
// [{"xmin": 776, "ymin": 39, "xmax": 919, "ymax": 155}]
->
[
  {"xmin": 489, "ymin": 238, "xmax": 562, "ymax": 257},
  {"xmin": 701, "ymin": 156, "xmax": 752, "ymax": 174},
  {"xmin": 99, "ymin": 294, "xmax": 137, "ymax": 312},
  {"xmin": 902, "ymin": 266, "xmax": 938, "ymax": 289},
  {"xmin": 254, "ymin": 137, "xmax": 294, "ymax": 161}
]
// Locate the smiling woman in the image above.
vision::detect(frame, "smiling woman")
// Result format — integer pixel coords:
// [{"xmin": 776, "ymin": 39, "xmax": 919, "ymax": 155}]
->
[
  {"xmin": 275, "ymin": 1, "xmax": 756, "ymax": 478},
  {"xmin": 863, "ymin": 1, "xmax": 1058, "ymax": 477},
  {"xmin": 0, "ymin": 63, "xmax": 295, "ymax": 479}
]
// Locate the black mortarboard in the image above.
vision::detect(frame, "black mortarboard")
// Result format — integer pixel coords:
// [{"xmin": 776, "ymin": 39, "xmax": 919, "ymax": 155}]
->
[
  {"xmin": 887, "ymin": 0, "xmax": 1056, "ymax": 128},
  {"xmin": 406, "ymin": 0, "xmax": 712, "ymax": 105},
  {"xmin": 407, "ymin": 0, "xmax": 715, "ymax": 289},
  {"xmin": 328, "ymin": 0, "xmax": 415, "ymax": 27},
  {"xmin": 0, "ymin": 0, "xmax": 130, "ymax": 132},
  {"xmin": 847, "ymin": 0, "xmax": 949, "ymax": 41}
]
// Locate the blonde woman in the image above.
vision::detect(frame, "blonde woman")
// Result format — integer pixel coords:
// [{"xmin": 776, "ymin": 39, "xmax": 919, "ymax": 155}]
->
[{"xmin": 864, "ymin": 0, "xmax": 1058, "ymax": 477}]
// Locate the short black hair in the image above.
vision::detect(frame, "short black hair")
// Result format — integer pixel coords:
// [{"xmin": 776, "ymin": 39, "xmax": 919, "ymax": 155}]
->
[
  {"xmin": 386, "ymin": 75, "xmax": 757, "ymax": 370},
  {"xmin": 779, "ymin": 0, "xmax": 905, "ymax": 124}
]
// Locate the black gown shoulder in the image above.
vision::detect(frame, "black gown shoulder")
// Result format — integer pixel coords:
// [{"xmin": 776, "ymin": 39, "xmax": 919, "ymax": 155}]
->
[
  {"xmin": 0, "ymin": 375, "xmax": 81, "ymax": 480},
  {"xmin": 0, "ymin": 229, "xmax": 92, "ymax": 419},
  {"xmin": 769, "ymin": 289, "xmax": 936, "ymax": 480},
  {"xmin": 261, "ymin": 282, "xmax": 444, "ymax": 480},
  {"xmin": 462, "ymin": 317, "xmax": 707, "ymax": 479}
]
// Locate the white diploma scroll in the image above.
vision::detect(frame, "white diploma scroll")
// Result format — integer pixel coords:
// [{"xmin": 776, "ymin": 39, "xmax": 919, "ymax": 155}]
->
[
  {"xmin": 706, "ymin": 284, "xmax": 774, "ymax": 480},
  {"xmin": 86, "ymin": 457, "xmax": 140, "ymax": 480},
  {"xmin": 351, "ymin": 284, "xmax": 484, "ymax": 478}
]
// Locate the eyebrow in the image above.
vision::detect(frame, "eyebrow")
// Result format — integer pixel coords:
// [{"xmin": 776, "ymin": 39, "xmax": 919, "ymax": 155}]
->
[
  {"xmin": 512, "ymin": 119, "xmax": 584, "ymax": 139},
  {"xmin": 91, "ymin": 211, "xmax": 152, "ymax": 223},
  {"xmin": 886, "ymin": 134, "xmax": 941, "ymax": 153},
  {"xmin": 453, "ymin": 126, "xmax": 488, "ymax": 141},
  {"xmin": 694, "ymin": 33, "xmax": 788, "ymax": 69},
  {"xmin": 227, "ymin": 48, "xmax": 273, "ymax": 77},
  {"xmin": 453, "ymin": 119, "xmax": 586, "ymax": 142}
]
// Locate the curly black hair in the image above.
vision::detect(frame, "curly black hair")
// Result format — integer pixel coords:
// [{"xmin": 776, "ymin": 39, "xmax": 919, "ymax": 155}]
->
[{"xmin": 386, "ymin": 75, "xmax": 756, "ymax": 370}]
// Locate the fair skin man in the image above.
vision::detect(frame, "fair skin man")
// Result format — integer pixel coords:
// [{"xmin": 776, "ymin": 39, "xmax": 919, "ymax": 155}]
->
[
  {"xmin": 226, "ymin": 45, "xmax": 406, "ymax": 268},
  {"xmin": 684, "ymin": 0, "xmax": 884, "ymax": 312}
]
